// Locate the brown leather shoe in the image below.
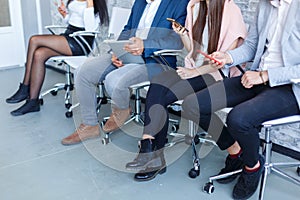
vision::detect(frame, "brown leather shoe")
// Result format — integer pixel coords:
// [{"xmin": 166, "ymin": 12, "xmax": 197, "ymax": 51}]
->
[
  {"xmin": 102, "ymin": 107, "xmax": 131, "ymax": 132},
  {"xmin": 61, "ymin": 124, "xmax": 100, "ymax": 145}
]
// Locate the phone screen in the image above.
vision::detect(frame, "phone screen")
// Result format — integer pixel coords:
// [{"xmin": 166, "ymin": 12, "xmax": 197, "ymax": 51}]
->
[{"xmin": 197, "ymin": 50, "xmax": 222, "ymax": 65}]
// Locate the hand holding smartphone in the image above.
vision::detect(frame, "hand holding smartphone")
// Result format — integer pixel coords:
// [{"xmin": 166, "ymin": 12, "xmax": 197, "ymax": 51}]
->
[
  {"xmin": 197, "ymin": 50, "xmax": 222, "ymax": 65},
  {"xmin": 166, "ymin": 18, "xmax": 189, "ymax": 33}
]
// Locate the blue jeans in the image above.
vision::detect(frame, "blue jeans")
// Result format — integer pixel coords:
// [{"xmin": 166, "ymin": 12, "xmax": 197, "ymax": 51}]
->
[{"xmin": 182, "ymin": 76, "xmax": 300, "ymax": 167}]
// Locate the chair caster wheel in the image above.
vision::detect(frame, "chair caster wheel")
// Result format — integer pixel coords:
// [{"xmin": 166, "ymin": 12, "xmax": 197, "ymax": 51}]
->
[
  {"xmin": 65, "ymin": 103, "xmax": 72, "ymax": 109},
  {"xmin": 50, "ymin": 91, "xmax": 58, "ymax": 96},
  {"xmin": 203, "ymin": 182, "xmax": 214, "ymax": 194},
  {"xmin": 188, "ymin": 168, "xmax": 200, "ymax": 178},
  {"xmin": 171, "ymin": 123, "xmax": 179, "ymax": 132},
  {"xmin": 297, "ymin": 166, "xmax": 300, "ymax": 176},
  {"xmin": 65, "ymin": 111, "xmax": 73, "ymax": 118},
  {"xmin": 39, "ymin": 99, "xmax": 44, "ymax": 106},
  {"xmin": 102, "ymin": 137, "xmax": 109, "ymax": 145}
]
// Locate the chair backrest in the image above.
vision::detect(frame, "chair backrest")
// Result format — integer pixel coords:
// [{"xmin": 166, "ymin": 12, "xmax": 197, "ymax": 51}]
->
[{"xmin": 108, "ymin": 7, "xmax": 131, "ymax": 39}]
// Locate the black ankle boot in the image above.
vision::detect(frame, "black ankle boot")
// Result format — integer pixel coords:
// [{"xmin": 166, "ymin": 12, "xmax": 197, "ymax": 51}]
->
[
  {"xmin": 126, "ymin": 139, "xmax": 156, "ymax": 170},
  {"xmin": 134, "ymin": 149, "xmax": 166, "ymax": 182},
  {"xmin": 10, "ymin": 99, "xmax": 40, "ymax": 116},
  {"xmin": 6, "ymin": 83, "xmax": 29, "ymax": 104},
  {"xmin": 126, "ymin": 139, "xmax": 167, "ymax": 181}
]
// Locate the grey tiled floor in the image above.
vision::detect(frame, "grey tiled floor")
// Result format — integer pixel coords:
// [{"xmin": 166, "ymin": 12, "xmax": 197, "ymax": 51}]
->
[{"xmin": 0, "ymin": 67, "xmax": 299, "ymax": 200}]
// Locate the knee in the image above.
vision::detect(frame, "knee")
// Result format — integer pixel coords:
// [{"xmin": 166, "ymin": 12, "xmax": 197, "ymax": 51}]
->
[
  {"xmin": 75, "ymin": 66, "xmax": 91, "ymax": 86},
  {"xmin": 29, "ymin": 35, "xmax": 39, "ymax": 47},
  {"xmin": 32, "ymin": 48, "xmax": 47, "ymax": 62},
  {"xmin": 226, "ymin": 109, "xmax": 252, "ymax": 135},
  {"xmin": 104, "ymin": 73, "xmax": 120, "ymax": 96}
]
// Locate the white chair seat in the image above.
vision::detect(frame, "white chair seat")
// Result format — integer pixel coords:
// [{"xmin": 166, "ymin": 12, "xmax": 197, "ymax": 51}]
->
[{"xmin": 48, "ymin": 56, "xmax": 87, "ymax": 73}]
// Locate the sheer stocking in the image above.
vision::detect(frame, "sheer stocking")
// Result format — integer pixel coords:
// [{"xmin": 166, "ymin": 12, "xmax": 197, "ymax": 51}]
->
[{"xmin": 22, "ymin": 35, "xmax": 73, "ymax": 99}]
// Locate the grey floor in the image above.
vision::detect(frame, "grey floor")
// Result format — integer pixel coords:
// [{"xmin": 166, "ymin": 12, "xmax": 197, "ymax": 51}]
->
[{"xmin": 0, "ymin": 67, "xmax": 299, "ymax": 200}]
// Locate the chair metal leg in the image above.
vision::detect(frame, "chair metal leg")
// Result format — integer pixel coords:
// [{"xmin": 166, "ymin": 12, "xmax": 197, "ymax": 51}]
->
[
  {"xmin": 39, "ymin": 61, "xmax": 74, "ymax": 112},
  {"xmin": 258, "ymin": 126, "xmax": 300, "ymax": 200},
  {"xmin": 101, "ymin": 87, "xmax": 145, "ymax": 145}
]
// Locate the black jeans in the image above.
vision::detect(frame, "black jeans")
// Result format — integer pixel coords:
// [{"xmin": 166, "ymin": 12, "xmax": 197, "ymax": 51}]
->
[
  {"xmin": 182, "ymin": 76, "xmax": 300, "ymax": 167},
  {"xmin": 143, "ymin": 69, "xmax": 216, "ymax": 150}
]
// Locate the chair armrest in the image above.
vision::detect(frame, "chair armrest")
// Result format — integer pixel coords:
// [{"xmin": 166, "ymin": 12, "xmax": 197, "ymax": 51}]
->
[
  {"xmin": 152, "ymin": 49, "xmax": 184, "ymax": 70},
  {"xmin": 291, "ymin": 79, "xmax": 300, "ymax": 84},
  {"xmin": 69, "ymin": 31, "xmax": 101, "ymax": 37},
  {"xmin": 69, "ymin": 30, "xmax": 101, "ymax": 56},
  {"xmin": 153, "ymin": 49, "xmax": 183, "ymax": 56},
  {"xmin": 45, "ymin": 25, "xmax": 68, "ymax": 35}
]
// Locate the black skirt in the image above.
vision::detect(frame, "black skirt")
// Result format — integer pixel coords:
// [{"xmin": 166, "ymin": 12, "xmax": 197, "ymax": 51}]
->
[{"xmin": 61, "ymin": 24, "xmax": 94, "ymax": 56}]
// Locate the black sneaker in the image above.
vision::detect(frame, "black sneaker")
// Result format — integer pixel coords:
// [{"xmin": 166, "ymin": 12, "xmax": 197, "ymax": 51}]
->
[
  {"xmin": 232, "ymin": 155, "xmax": 265, "ymax": 200},
  {"xmin": 217, "ymin": 154, "xmax": 244, "ymax": 184}
]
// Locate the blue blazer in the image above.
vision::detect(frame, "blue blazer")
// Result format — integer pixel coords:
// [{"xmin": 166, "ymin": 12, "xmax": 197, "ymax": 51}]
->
[
  {"xmin": 228, "ymin": 0, "xmax": 300, "ymax": 109},
  {"xmin": 118, "ymin": 0, "xmax": 189, "ymax": 78}
]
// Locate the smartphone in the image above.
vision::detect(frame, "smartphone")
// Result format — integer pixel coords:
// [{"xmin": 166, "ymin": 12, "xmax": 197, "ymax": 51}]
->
[
  {"xmin": 166, "ymin": 18, "xmax": 189, "ymax": 32},
  {"xmin": 197, "ymin": 50, "xmax": 222, "ymax": 65}
]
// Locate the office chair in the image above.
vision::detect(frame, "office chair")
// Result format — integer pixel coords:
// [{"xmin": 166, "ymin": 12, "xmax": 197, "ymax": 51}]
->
[
  {"xmin": 203, "ymin": 80, "xmax": 300, "ymax": 199},
  {"xmin": 100, "ymin": 49, "xmax": 186, "ymax": 145}
]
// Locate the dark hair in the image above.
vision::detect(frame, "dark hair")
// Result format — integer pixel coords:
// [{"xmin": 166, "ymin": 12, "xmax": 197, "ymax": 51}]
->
[
  {"xmin": 192, "ymin": 0, "xmax": 226, "ymax": 58},
  {"xmin": 67, "ymin": 0, "xmax": 109, "ymax": 25}
]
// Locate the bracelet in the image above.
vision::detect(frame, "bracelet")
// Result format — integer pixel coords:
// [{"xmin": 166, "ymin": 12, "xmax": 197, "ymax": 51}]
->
[{"xmin": 259, "ymin": 71, "xmax": 267, "ymax": 85}]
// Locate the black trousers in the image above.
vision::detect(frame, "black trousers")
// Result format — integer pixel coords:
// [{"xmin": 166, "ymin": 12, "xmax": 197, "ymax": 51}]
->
[
  {"xmin": 182, "ymin": 76, "xmax": 299, "ymax": 167},
  {"xmin": 143, "ymin": 69, "xmax": 216, "ymax": 150}
]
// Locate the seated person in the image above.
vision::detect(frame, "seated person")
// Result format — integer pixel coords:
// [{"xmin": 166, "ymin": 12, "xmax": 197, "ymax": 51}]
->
[
  {"xmin": 182, "ymin": 0, "xmax": 300, "ymax": 199},
  {"xmin": 6, "ymin": 0, "xmax": 109, "ymax": 116},
  {"xmin": 125, "ymin": 0, "xmax": 247, "ymax": 181},
  {"xmin": 61, "ymin": 0, "xmax": 189, "ymax": 145}
]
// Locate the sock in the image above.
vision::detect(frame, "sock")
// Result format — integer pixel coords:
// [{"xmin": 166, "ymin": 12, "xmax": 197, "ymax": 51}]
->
[
  {"xmin": 245, "ymin": 161, "xmax": 261, "ymax": 173},
  {"xmin": 229, "ymin": 149, "xmax": 243, "ymax": 159}
]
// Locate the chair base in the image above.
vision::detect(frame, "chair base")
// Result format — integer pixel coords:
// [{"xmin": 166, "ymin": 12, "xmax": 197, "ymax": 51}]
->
[
  {"xmin": 203, "ymin": 118, "xmax": 300, "ymax": 199},
  {"xmin": 63, "ymin": 81, "xmax": 110, "ymax": 118},
  {"xmin": 259, "ymin": 161, "xmax": 300, "ymax": 200},
  {"xmin": 40, "ymin": 60, "xmax": 74, "ymax": 114},
  {"xmin": 39, "ymin": 82, "xmax": 73, "ymax": 110},
  {"xmin": 166, "ymin": 120, "xmax": 217, "ymax": 179}
]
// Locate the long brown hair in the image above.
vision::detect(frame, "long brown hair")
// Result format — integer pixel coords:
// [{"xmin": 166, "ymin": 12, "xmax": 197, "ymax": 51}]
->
[
  {"xmin": 67, "ymin": 0, "xmax": 109, "ymax": 25},
  {"xmin": 192, "ymin": 0, "xmax": 226, "ymax": 59}
]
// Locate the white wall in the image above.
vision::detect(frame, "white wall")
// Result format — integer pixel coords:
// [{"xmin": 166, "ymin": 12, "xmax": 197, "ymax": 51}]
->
[
  {"xmin": 0, "ymin": 0, "xmax": 26, "ymax": 68},
  {"xmin": 21, "ymin": 0, "xmax": 52, "ymax": 52}
]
